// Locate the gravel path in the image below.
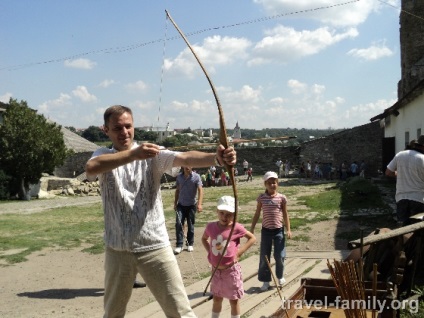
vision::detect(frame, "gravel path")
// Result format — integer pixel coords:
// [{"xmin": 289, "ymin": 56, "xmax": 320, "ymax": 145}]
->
[{"xmin": 0, "ymin": 196, "xmax": 102, "ymax": 215}]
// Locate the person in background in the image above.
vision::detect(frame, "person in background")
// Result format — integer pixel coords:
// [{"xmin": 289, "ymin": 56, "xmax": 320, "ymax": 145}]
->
[
  {"xmin": 201, "ymin": 172, "xmax": 207, "ymax": 187},
  {"xmin": 174, "ymin": 166, "xmax": 203, "ymax": 254},
  {"xmin": 359, "ymin": 160, "xmax": 366, "ymax": 178},
  {"xmin": 341, "ymin": 161, "xmax": 348, "ymax": 180},
  {"xmin": 243, "ymin": 159, "xmax": 249, "ymax": 175},
  {"xmin": 250, "ymin": 171, "xmax": 292, "ymax": 291},
  {"xmin": 299, "ymin": 162, "xmax": 305, "ymax": 178},
  {"xmin": 220, "ymin": 169, "xmax": 228, "ymax": 186},
  {"xmin": 306, "ymin": 160, "xmax": 312, "ymax": 178},
  {"xmin": 276, "ymin": 159, "xmax": 283, "ymax": 177},
  {"xmin": 350, "ymin": 161, "xmax": 359, "ymax": 177},
  {"xmin": 85, "ymin": 105, "xmax": 236, "ymax": 317},
  {"xmin": 385, "ymin": 135, "xmax": 424, "ymax": 226},
  {"xmin": 246, "ymin": 167, "xmax": 253, "ymax": 182},
  {"xmin": 202, "ymin": 196, "xmax": 256, "ymax": 318},
  {"xmin": 284, "ymin": 160, "xmax": 290, "ymax": 177}
]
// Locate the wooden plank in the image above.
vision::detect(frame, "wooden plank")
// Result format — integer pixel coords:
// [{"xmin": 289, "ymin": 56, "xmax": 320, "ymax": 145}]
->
[
  {"xmin": 126, "ymin": 254, "xmax": 266, "ymax": 318},
  {"xmin": 348, "ymin": 222, "xmax": 424, "ymax": 249},
  {"xmin": 286, "ymin": 250, "xmax": 350, "ymax": 260},
  {"xmin": 126, "ymin": 257, "xmax": 327, "ymax": 318},
  {"xmin": 304, "ymin": 259, "xmax": 331, "ymax": 279},
  {"xmin": 248, "ymin": 259, "xmax": 330, "ymax": 318},
  {"xmin": 194, "ymin": 258, "xmax": 315, "ymax": 317}
]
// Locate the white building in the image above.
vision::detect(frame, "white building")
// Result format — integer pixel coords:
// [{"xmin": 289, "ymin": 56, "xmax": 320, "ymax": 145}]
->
[
  {"xmin": 140, "ymin": 123, "xmax": 176, "ymax": 143},
  {"xmin": 233, "ymin": 122, "xmax": 241, "ymax": 139}
]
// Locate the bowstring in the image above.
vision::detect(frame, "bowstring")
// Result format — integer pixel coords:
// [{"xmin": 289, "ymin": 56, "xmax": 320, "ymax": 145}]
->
[
  {"xmin": 174, "ymin": 205, "xmax": 205, "ymax": 291},
  {"xmin": 159, "ymin": 13, "xmax": 204, "ymax": 289},
  {"xmin": 157, "ymin": 12, "xmax": 169, "ymax": 126}
]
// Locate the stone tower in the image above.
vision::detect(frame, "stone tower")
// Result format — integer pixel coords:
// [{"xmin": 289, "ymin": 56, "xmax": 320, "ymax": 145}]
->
[
  {"xmin": 233, "ymin": 121, "xmax": 241, "ymax": 139},
  {"xmin": 397, "ymin": 0, "xmax": 424, "ymax": 99}
]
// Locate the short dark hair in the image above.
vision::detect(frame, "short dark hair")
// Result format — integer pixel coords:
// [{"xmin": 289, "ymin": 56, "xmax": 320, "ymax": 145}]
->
[
  {"xmin": 103, "ymin": 105, "xmax": 133, "ymax": 126},
  {"xmin": 415, "ymin": 135, "xmax": 424, "ymax": 147}
]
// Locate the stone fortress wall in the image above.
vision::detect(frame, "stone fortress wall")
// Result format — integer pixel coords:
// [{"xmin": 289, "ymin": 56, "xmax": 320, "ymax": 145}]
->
[{"xmin": 42, "ymin": 121, "xmax": 383, "ymax": 198}]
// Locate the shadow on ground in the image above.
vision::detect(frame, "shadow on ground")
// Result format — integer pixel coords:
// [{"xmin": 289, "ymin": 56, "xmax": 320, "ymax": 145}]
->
[{"xmin": 17, "ymin": 288, "xmax": 104, "ymax": 299}]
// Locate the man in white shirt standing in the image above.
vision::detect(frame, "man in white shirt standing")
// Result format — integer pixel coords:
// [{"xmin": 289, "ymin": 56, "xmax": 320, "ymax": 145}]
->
[
  {"xmin": 385, "ymin": 135, "xmax": 424, "ymax": 226},
  {"xmin": 243, "ymin": 159, "xmax": 249, "ymax": 175},
  {"xmin": 85, "ymin": 105, "xmax": 236, "ymax": 318}
]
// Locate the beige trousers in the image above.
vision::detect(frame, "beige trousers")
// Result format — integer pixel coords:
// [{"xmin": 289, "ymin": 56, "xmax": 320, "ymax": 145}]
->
[{"xmin": 104, "ymin": 246, "xmax": 196, "ymax": 318}]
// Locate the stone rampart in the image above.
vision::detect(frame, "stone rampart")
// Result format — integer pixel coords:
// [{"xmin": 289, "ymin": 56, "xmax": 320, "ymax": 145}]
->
[
  {"xmin": 54, "ymin": 152, "xmax": 92, "ymax": 178},
  {"xmin": 234, "ymin": 121, "xmax": 382, "ymax": 178},
  {"xmin": 39, "ymin": 122, "xmax": 382, "ymax": 197}
]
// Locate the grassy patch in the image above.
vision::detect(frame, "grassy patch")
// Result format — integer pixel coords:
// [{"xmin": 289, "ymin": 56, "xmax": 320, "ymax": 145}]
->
[
  {"xmin": 0, "ymin": 177, "xmax": 394, "ymax": 265},
  {"xmin": 291, "ymin": 234, "xmax": 310, "ymax": 242},
  {"xmin": 0, "ymin": 203, "xmax": 104, "ymax": 264},
  {"xmin": 339, "ymin": 177, "xmax": 391, "ymax": 212},
  {"xmin": 297, "ymin": 187, "xmax": 341, "ymax": 214}
]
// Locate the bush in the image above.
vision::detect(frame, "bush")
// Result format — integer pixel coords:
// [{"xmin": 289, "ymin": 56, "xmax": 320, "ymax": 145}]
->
[
  {"xmin": 340, "ymin": 176, "xmax": 380, "ymax": 196},
  {"xmin": 339, "ymin": 177, "xmax": 389, "ymax": 212}
]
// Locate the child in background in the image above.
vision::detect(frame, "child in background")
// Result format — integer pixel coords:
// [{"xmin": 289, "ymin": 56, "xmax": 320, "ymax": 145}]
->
[
  {"xmin": 250, "ymin": 171, "xmax": 292, "ymax": 291},
  {"xmin": 246, "ymin": 167, "xmax": 253, "ymax": 181},
  {"xmin": 202, "ymin": 196, "xmax": 256, "ymax": 318}
]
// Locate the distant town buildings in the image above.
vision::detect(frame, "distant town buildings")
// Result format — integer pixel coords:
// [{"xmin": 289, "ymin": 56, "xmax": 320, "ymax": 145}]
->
[{"xmin": 139, "ymin": 122, "xmax": 176, "ymax": 143}]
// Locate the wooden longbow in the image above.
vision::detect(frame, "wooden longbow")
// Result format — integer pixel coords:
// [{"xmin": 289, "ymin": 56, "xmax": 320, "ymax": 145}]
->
[{"xmin": 165, "ymin": 9, "xmax": 238, "ymax": 296}]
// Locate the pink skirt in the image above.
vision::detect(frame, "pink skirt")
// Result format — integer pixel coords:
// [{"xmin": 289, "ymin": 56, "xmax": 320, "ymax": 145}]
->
[{"xmin": 210, "ymin": 263, "xmax": 244, "ymax": 300}]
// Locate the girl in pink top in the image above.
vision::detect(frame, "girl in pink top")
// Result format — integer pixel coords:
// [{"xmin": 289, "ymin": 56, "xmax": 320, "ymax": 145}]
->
[
  {"xmin": 250, "ymin": 171, "xmax": 292, "ymax": 292},
  {"xmin": 202, "ymin": 196, "xmax": 256, "ymax": 318}
]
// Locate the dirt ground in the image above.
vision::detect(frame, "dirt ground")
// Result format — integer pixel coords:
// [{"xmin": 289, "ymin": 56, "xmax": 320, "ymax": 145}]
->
[{"xmin": 0, "ymin": 178, "xmax": 374, "ymax": 318}]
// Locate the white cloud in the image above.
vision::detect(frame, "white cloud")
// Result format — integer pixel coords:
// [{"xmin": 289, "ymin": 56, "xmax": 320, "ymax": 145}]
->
[
  {"xmin": 171, "ymin": 99, "xmax": 211, "ymax": 112},
  {"xmin": 335, "ymin": 97, "xmax": 345, "ymax": 104},
  {"xmin": 132, "ymin": 100, "xmax": 155, "ymax": 111},
  {"xmin": 248, "ymin": 25, "xmax": 358, "ymax": 65},
  {"xmin": 269, "ymin": 97, "xmax": 288, "ymax": 104},
  {"xmin": 0, "ymin": 92, "xmax": 13, "ymax": 103},
  {"xmin": 151, "ymin": 98, "xmax": 223, "ymax": 128},
  {"xmin": 64, "ymin": 58, "xmax": 97, "ymax": 69},
  {"xmin": 312, "ymin": 84, "xmax": 326, "ymax": 95},
  {"xmin": 346, "ymin": 98, "xmax": 396, "ymax": 121},
  {"xmin": 98, "ymin": 79, "xmax": 115, "ymax": 88},
  {"xmin": 164, "ymin": 35, "xmax": 251, "ymax": 78},
  {"xmin": 253, "ymin": 0, "xmax": 378, "ymax": 27},
  {"xmin": 287, "ymin": 79, "xmax": 307, "ymax": 94},
  {"xmin": 347, "ymin": 41, "xmax": 394, "ymax": 60},
  {"xmin": 72, "ymin": 86, "xmax": 97, "ymax": 103},
  {"xmin": 226, "ymin": 79, "xmax": 380, "ymax": 129},
  {"xmin": 95, "ymin": 107, "xmax": 106, "ymax": 116},
  {"xmin": 126, "ymin": 80, "xmax": 148, "ymax": 92},
  {"xmin": 38, "ymin": 93, "xmax": 72, "ymax": 112},
  {"xmin": 222, "ymin": 85, "xmax": 262, "ymax": 103}
]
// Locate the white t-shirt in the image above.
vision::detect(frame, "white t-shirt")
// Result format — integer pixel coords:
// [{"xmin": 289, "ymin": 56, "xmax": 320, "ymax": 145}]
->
[
  {"xmin": 387, "ymin": 149, "xmax": 424, "ymax": 203},
  {"xmin": 90, "ymin": 144, "xmax": 180, "ymax": 252}
]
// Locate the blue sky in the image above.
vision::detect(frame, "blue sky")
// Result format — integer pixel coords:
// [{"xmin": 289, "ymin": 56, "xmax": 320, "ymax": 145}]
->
[{"xmin": 1, "ymin": 0, "xmax": 402, "ymax": 130}]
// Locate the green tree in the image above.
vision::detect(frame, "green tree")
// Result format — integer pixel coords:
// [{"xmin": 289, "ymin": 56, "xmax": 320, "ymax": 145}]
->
[
  {"xmin": 181, "ymin": 127, "xmax": 192, "ymax": 133},
  {"xmin": 161, "ymin": 134, "xmax": 194, "ymax": 148},
  {"xmin": 143, "ymin": 131, "xmax": 158, "ymax": 142},
  {"xmin": 134, "ymin": 129, "xmax": 157, "ymax": 142},
  {"xmin": 65, "ymin": 126, "xmax": 77, "ymax": 133},
  {"xmin": 81, "ymin": 125, "xmax": 106, "ymax": 142},
  {"xmin": 0, "ymin": 98, "xmax": 68, "ymax": 200}
]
